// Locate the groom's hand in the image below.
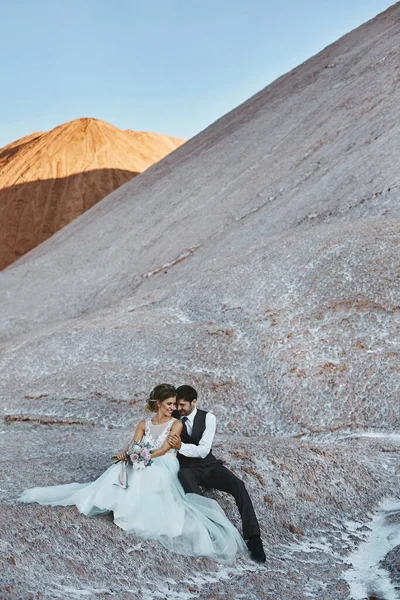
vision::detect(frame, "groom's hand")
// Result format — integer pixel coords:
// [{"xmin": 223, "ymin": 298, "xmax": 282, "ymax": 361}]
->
[{"xmin": 167, "ymin": 433, "xmax": 182, "ymax": 450}]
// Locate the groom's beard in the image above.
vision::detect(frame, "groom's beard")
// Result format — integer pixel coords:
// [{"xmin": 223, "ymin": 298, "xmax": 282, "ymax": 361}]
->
[{"xmin": 177, "ymin": 406, "xmax": 194, "ymax": 417}]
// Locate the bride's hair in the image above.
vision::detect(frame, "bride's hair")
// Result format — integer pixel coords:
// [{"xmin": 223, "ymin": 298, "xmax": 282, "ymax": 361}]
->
[{"xmin": 146, "ymin": 383, "xmax": 177, "ymax": 412}]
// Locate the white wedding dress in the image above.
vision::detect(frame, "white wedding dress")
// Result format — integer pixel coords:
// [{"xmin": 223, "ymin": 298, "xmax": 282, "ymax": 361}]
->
[{"xmin": 19, "ymin": 418, "xmax": 246, "ymax": 562}]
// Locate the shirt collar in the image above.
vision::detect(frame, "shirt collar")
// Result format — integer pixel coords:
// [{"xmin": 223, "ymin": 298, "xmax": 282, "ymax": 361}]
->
[{"xmin": 186, "ymin": 407, "xmax": 197, "ymax": 423}]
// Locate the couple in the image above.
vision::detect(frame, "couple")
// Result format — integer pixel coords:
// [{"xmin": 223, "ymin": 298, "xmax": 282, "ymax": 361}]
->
[{"xmin": 19, "ymin": 384, "xmax": 265, "ymax": 563}]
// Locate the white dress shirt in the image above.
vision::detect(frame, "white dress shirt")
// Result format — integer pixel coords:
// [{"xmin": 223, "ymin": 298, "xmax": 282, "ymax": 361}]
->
[{"xmin": 178, "ymin": 407, "xmax": 217, "ymax": 459}]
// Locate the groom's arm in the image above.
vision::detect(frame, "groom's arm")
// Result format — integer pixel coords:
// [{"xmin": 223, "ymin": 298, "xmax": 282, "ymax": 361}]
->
[{"xmin": 169, "ymin": 413, "xmax": 217, "ymax": 458}]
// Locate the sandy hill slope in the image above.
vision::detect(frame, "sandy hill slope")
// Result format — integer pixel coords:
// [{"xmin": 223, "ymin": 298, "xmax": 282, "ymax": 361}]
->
[
  {"xmin": 1, "ymin": 4, "xmax": 400, "ymax": 600},
  {"xmin": 0, "ymin": 118, "xmax": 185, "ymax": 269}
]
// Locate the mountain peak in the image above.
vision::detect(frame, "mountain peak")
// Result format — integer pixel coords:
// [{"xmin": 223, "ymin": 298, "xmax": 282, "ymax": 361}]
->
[{"xmin": 0, "ymin": 119, "xmax": 185, "ymax": 268}]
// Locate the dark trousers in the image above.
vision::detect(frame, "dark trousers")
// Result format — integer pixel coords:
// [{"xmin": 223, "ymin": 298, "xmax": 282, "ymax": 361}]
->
[{"xmin": 178, "ymin": 463, "xmax": 260, "ymax": 541}]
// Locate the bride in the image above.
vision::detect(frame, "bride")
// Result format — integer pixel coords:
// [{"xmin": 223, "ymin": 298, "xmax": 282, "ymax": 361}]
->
[{"xmin": 19, "ymin": 384, "xmax": 246, "ymax": 562}]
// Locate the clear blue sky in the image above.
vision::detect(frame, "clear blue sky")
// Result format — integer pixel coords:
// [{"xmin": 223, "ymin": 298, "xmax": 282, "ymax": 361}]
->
[{"xmin": 0, "ymin": 0, "xmax": 394, "ymax": 147}]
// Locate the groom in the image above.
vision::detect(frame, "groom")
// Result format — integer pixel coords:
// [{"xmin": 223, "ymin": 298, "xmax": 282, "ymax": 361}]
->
[{"xmin": 168, "ymin": 385, "xmax": 266, "ymax": 562}]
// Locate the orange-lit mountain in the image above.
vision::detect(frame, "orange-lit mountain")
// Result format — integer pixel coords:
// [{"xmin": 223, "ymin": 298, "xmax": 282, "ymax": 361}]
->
[{"xmin": 0, "ymin": 118, "xmax": 185, "ymax": 269}]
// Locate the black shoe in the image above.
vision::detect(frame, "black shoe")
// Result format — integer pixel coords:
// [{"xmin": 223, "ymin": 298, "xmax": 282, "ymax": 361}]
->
[{"xmin": 246, "ymin": 535, "xmax": 266, "ymax": 563}]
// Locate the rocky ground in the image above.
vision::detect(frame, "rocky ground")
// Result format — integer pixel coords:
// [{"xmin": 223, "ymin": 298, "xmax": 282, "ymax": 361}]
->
[{"xmin": 1, "ymin": 414, "xmax": 399, "ymax": 599}]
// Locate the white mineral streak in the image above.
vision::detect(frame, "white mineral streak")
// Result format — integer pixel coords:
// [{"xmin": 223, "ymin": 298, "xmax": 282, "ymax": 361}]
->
[
  {"xmin": 351, "ymin": 431, "xmax": 400, "ymax": 443},
  {"xmin": 46, "ymin": 585, "xmax": 110, "ymax": 599},
  {"xmin": 142, "ymin": 246, "xmax": 200, "ymax": 278},
  {"xmin": 343, "ymin": 499, "xmax": 400, "ymax": 600}
]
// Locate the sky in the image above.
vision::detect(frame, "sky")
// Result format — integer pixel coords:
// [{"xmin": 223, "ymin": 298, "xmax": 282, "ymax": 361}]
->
[{"xmin": 0, "ymin": 0, "xmax": 394, "ymax": 147}]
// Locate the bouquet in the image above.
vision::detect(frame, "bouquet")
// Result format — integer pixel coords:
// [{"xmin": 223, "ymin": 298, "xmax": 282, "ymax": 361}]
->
[{"xmin": 113, "ymin": 441, "xmax": 154, "ymax": 470}]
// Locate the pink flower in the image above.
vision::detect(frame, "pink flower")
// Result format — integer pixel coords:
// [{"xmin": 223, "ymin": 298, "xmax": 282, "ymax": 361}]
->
[
  {"xmin": 130, "ymin": 453, "xmax": 139, "ymax": 462},
  {"xmin": 141, "ymin": 448, "xmax": 151, "ymax": 461}
]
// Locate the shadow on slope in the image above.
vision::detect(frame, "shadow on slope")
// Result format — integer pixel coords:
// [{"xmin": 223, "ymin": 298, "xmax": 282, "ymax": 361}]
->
[{"xmin": 0, "ymin": 168, "xmax": 139, "ymax": 270}]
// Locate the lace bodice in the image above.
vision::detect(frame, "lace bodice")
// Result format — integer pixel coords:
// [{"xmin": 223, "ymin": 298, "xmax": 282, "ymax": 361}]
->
[{"xmin": 143, "ymin": 418, "xmax": 176, "ymax": 451}]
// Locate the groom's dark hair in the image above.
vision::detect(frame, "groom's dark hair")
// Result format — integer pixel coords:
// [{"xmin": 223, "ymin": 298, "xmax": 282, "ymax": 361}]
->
[{"xmin": 176, "ymin": 385, "xmax": 197, "ymax": 403}]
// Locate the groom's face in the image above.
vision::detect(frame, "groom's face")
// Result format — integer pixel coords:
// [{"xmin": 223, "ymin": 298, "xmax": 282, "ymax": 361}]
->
[{"xmin": 177, "ymin": 398, "xmax": 196, "ymax": 416}]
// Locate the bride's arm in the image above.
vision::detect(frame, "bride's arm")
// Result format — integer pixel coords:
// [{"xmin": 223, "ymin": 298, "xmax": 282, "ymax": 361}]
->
[
  {"xmin": 151, "ymin": 421, "xmax": 183, "ymax": 459},
  {"xmin": 115, "ymin": 420, "xmax": 145, "ymax": 460}
]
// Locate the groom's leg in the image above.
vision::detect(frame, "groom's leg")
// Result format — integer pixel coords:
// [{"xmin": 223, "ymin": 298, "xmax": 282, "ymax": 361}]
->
[
  {"xmin": 178, "ymin": 467, "xmax": 205, "ymax": 496},
  {"xmin": 203, "ymin": 465, "xmax": 260, "ymax": 540}
]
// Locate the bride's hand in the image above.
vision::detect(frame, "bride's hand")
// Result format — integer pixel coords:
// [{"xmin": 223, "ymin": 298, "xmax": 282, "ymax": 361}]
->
[
  {"xmin": 167, "ymin": 434, "xmax": 182, "ymax": 450},
  {"xmin": 116, "ymin": 451, "xmax": 127, "ymax": 461}
]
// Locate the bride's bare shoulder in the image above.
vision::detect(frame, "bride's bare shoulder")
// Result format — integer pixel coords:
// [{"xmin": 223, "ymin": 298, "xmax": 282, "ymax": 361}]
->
[
  {"xmin": 171, "ymin": 418, "xmax": 183, "ymax": 432},
  {"xmin": 133, "ymin": 419, "xmax": 146, "ymax": 432}
]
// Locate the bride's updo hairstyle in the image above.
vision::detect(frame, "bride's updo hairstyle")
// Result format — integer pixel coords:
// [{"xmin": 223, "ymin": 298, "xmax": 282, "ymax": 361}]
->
[{"xmin": 146, "ymin": 383, "xmax": 177, "ymax": 412}]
